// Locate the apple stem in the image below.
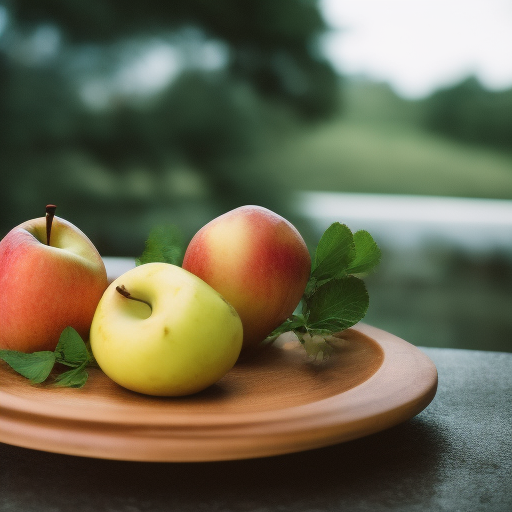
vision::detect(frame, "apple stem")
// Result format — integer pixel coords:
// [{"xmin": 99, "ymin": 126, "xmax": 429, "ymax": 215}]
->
[
  {"xmin": 45, "ymin": 204, "xmax": 57, "ymax": 246},
  {"xmin": 116, "ymin": 285, "xmax": 152, "ymax": 310}
]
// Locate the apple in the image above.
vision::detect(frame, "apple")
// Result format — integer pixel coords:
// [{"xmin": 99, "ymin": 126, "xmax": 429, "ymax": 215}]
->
[
  {"xmin": 89, "ymin": 262, "xmax": 243, "ymax": 396},
  {"xmin": 0, "ymin": 205, "xmax": 108, "ymax": 353},
  {"xmin": 182, "ymin": 205, "xmax": 311, "ymax": 349}
]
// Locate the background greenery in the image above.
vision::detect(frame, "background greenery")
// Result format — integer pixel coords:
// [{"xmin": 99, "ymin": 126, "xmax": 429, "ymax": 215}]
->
[{"xmin": 1, "ymin": 0, "xmax": 511, "ymax": 352}]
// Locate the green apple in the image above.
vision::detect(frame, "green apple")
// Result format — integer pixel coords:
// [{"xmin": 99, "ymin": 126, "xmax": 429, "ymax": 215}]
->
[
  {"xmin": 90, "ymin": 262, "xmax": 243, "ymax": 396},
  {"xmin": 0, "ymin": 205, "xmax": 108, "ymax": 352}
]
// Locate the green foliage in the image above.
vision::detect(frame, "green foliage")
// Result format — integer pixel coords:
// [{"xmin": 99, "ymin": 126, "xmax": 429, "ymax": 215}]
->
[
  {"xmin": 53, "ymin": 364, "xmax": 89, "ymax": 388},
  {"xmin": 0, "ymin": 327, "xmax": 94, "ymax": 388},
  {"xmin": 0, "ymin": 0, "xmax": 338, "ymax": 247},
  {"xmin": 306, "ymin": 277, "xmax": 369, "ymax": 333},
  {"xmin": 54, "ymin": 327, "xmax": 91, "ymax": 368},
  {"xmin": 422, "ymin": 77, "xmax": 512, "ymax": 153},
  {"xmin": 136, "ymin": 225, "xmax": 184, "ymax": 267},
  {"xmin": 348, "ymin": 230, "xmax": 382, "ymax": 276},
  {"xmin": 312, "ymin": 223, "xmax": 355, "ymax": 280},
  {"xmin": 0, "ymin": 350, "xmax": 56, "ymax": 384},
  {"xmin": 307, "ymin": 222, "xmax": 380, "ymax": 293},
  {"xmin": 270, "ymin": 223, "xmax": 380, "ymax": 361},
  {"xmin": 8, "ymin": 0, "xmax": 337, "ymax": 118}
]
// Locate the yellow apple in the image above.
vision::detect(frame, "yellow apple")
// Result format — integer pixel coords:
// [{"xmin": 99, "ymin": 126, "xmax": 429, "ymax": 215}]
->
[
  {"xmin": 182, "ymin": 205, "xmax": 311, "ymax": 349},
  {"xmin": 90, "ymin": 262, "xmax": 243, "ymax": 396},
  {"xmin": 0, "ymin": 206, "xmax": 108, "ymax": 352}
]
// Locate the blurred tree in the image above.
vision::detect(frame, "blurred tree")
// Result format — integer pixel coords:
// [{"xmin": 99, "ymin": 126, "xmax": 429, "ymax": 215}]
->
[
  {"xmin": 0, "ymin": 0, "xmax": 338, "ymax": 254},
  {"xmin": 422, "ymin": 77, "xmax": 512, "ymax": 153},
  {"xmin": 10, "ymin": 0, "xmax": 335, "ymax": 118}
]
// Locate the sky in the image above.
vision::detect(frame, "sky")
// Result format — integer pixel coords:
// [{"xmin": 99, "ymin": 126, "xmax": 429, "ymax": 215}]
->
[{"xmin": 320, "ymin": 0, "xmax": 512, "ymax": 98}]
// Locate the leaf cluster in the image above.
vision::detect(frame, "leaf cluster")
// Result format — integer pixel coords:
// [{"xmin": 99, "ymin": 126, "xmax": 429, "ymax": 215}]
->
[
  {"xmin": 0, "ymin": 327, "xmax": 95, "ymax": 388},
  {"xmin": 135, "ymin": 225, "xmax": 184, "ymax": 267},
  {"xmin": 270, "ymin": 223, "xmax": 381, "ymax": 360}
]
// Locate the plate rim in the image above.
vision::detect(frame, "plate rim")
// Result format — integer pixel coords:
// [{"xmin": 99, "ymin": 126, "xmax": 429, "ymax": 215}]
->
[{"xmin": 0, "ymin": 324, "xmax": 438, "ymax": 461}]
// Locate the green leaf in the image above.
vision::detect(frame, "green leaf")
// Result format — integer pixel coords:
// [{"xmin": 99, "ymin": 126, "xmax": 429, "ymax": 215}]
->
[
  {"xmin": 346, "ymin": 230, "xmax": 381, "ymax": 276},
  {"xmin": 0, "ymin": 327, "xmax": 93, "ymax": 388},
  {"xmin": 136, "ymin": 225, "xmax": 184, "ymax": 267},
  {"xmin": 269, "ymin": 315, "xmax": 308, "ymax": 338},
  {"xmin": 306, "ymin": 276, "xmax": 369, "ymax": 332},
  {"xmin": 311, "ymin": 223, "xmax": 355, "ymax": 281},
  {"xmin": 0, "ymin": 350, "xmax": 55, "ymax": 384},
  {"xmin": 54, "ymin": 327, "xmax": 89, "ymax": 367},
  {"xmin": 53, "ymin": 363, "xmax": 89, "ymax": 388}
]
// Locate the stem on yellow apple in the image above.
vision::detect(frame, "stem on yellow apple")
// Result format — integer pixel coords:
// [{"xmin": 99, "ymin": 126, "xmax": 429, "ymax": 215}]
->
[
  {"xmin": 116, "ymin": 285, "xmax": 152, "ymax": 310},
  {"xmin": 45, "ymin": 204, "xmax": 57, "ymax": 246}
]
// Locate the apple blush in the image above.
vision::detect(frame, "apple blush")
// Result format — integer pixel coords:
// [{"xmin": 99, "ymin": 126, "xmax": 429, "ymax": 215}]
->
[
  {"xmin": 182, "ymin": 205, "xmax": 311, "ymax": 349},
  {"xmin": 0, "ymin": 205, "xmax": 108, "ymax": 353}
]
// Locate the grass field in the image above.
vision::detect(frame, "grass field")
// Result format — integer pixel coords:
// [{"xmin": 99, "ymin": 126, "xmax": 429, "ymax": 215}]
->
[{"xmin": 232, "ymin": 118, "xmax": 512, "ymax": 200}]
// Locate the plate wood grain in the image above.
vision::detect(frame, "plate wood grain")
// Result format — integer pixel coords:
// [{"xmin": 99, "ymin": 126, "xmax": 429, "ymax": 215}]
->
[{"xmin": 0, "ymin": 324, "xmax": 437, "ymax": 462}]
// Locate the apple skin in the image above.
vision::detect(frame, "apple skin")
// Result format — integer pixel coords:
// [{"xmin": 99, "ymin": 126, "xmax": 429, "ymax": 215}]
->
[
  {"xmin": 182, "ymin": 205, "xmax": 311, "ymax": 349},
  {"xmin": 0, "ymin": 215, "xmax": 108, "ymax": 353},
  {"xmin": 89, "ymin": 262, "xmax": 243, "ymax": 397}
]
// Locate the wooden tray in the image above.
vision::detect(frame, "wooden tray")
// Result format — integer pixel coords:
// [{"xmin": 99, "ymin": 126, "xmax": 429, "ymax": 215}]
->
[{"xmin": 0, "ymin": 324, "xmax": 437, "ymax": 462}]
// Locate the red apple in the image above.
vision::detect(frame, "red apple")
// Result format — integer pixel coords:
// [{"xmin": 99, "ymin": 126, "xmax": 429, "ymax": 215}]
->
[
  {"xmin": 182, "ymin": 205, "xmax": 311, "ymax": 349},
  {"xmin": 0, "ymin": 206, "xmax": 108, "ymax": 353}
]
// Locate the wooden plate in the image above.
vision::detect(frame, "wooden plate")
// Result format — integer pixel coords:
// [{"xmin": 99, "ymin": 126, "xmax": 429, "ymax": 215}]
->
[{"xmin": 0, "ymin": 324, "xmax": 437, "ymax": 462}]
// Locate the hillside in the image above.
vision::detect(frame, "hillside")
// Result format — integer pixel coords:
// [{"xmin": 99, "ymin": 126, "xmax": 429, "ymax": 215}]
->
[{"xmin": 230, "ymin": 117, "xmax": 512, "ymax": 200}]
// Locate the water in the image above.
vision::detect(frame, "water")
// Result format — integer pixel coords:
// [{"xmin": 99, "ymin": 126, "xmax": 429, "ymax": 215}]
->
[
  {"xmin": 296, "ymin": 192, "xmax": 512, "ymax": 253},
  {"xmin": 295, "ymin": 192, "xmax": 512, "ymax": 353}
]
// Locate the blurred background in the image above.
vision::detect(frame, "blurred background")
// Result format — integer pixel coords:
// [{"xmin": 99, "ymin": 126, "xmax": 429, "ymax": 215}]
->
[{"xmin": 0, "ymin": 0, "xmax": 511, "ymax": 352}]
